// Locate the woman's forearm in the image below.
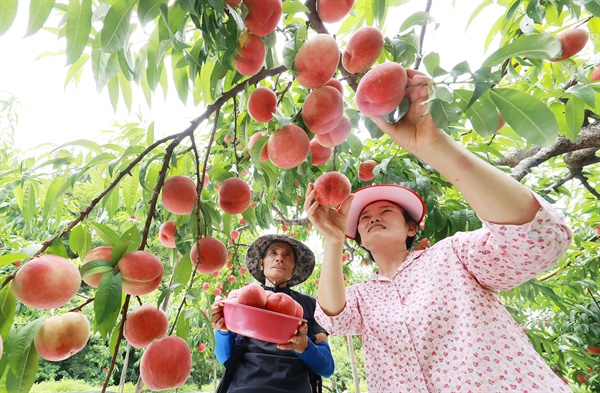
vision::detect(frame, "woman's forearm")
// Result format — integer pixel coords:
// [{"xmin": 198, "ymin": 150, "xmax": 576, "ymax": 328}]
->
[
  {"xmin": 317, "ymin": 239, "xmax": 347, "ymax": 316},
  {"xmin": 408, "ymin": 132, "xmax": 540, "ymax": 225}
]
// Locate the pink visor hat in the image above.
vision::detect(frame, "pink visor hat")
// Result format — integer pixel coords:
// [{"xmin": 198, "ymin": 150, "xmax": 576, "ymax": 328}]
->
[{"xmin": 345, "ymin": 184, "xmax": 426, "ymax": 240}]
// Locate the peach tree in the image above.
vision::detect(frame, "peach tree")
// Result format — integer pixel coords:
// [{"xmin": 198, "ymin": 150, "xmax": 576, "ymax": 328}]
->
[{"xmin": 1, "ymin": 0, "xmax": 599, "ymax": 392}]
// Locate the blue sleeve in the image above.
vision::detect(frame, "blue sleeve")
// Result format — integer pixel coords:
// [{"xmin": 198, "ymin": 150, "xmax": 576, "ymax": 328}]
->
[
  {"xmin": 214, "ymin": 330, "xmax": 234, "ymax": 365},
  {"xmin": 295, "ymin": 339, "xmax": 335, "ymax": 378}
]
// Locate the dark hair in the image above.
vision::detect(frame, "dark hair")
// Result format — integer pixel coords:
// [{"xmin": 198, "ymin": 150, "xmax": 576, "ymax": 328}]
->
[{"xmin": 354, "ymin": 207, "xmax": 418, "ymax": 261}]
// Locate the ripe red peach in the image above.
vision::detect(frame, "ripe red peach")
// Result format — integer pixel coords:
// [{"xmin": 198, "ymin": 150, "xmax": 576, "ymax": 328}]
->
[
  {"xmin": 248, "ymin": 87, "xmax": 277, "ymax": 123},
  {"xmin": 358, "ymin": 159, "xmax": 378, "ymax": 181},
  {"xmin": 82, "ymin": 246, "xmax": 113, "ymax": 288},
  {"xmin": 495, "ymin": 112, "xmax": 505, "ymax": 133},
  {"xmin": 124, "ymin": 304, "xmax": 169, "ymax": 348},
  {"xmin": 551, "ymin": 28, "xmax": 589, "ymax": 62},
  {"xmin": 265, "ymin": 292, "xmax": 298, "ymax": 316},
  {"xmin": 267, "ymin": 124, "xmax": 310, "ymax": 169},
  {"xmin": 248, "ymin": 131, "xmax": 270, "ymax": 162},
  {"xmin": 117, "ymin": 251, "xmax": 164, "ymax": 296},
  {"xmin": 218, "ymin": 177, "xmax": 252, "ymax": 214},
  {"xmin": 34, "ymin": 312, "xmax": 90, "ymax": 361},
  {"xmin": 244, "ymin": 0, "xmax": 282, "ymax": 37},
  {"xmin": 237, "ymin": 283, "xmax": 268, "ymax": 308},
  {"xmin": 159, "ymin": 221, "xmax": 177, "ymax": 248},
  {"xmin": 591, "ymin": 66, "xmax": 600, "ymax": 82},
  {"xmin": 315, "ymin": 115, "xmax": 352, "ymax": 148},
  {"xmin": 313, "ymin": 172, "xmax": 352, "ymax": 207},
  {"xmin": 302, "ymin": 86, "xmax": 344, "ymax": 135},
  {"xmin": 324, "ymin": 78, "xmax": 344, "ymax": 95},
  {"xmin": 190, "ymin": 236, "xmax": 228, "ymax": 274},
  {"xmin": 162, "ymin": 176, "xmax": 197, "ymax": 215},
  {"xmin": 310, "ymin": 139, "xmax": 332, "ymax": 166},
  {"xmin": 356, "ymin": 62, "xmax": 407, "ymax": 116},
  {"xmin": 595, "ymin": 225, "xmax": 600, "ymax": 236},
  {"xmin": 140, "ymin": 336, "xmax": 192, "ymax": 391},
  {"xmin": 294, "ymin": 301, "xmax": 304, "ymax": 318},
  {"xmin": 11, "ymin": 254, "xmax": 81, "ymax": 309},
  {"xmin": 317, "ymin": 0, "xmax": 355, "ymax": 23},
  {"xmin": 234, "ymin": 32, "xmax": 266, "ymax": 76},
  {"xmin": 343, "ymin": 26, "xmax": 384, "ymax": 74},
  {"xmin": 294, "ymin": 34, "xmax": 340, "ymax": 89}
]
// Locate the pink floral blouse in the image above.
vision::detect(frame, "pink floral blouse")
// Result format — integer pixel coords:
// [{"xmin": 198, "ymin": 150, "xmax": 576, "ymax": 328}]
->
[{"xmin": 315, "ymin": 195, "xmax": 573, "ymax": 392}]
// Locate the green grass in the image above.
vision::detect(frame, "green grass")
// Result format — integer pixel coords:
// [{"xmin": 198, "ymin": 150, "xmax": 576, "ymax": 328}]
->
[{"xmin": 30, "ymin": 379, "xmax": 205, "ymax": 393}]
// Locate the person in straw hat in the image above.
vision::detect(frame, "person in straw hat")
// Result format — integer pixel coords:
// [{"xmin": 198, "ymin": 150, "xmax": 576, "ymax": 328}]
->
[
  {"xmin": 211, "ymin": 234, "xmax": 334, "ymax": 393},
  {"xmin": 304, "ymin": 69, "xmax": 573, "ymax": 392}
]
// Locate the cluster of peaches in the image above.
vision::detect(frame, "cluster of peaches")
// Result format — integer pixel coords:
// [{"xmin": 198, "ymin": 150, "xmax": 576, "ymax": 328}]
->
[{"xmin": 227, "ymin": 284, "xmax": 304, "ymax": 319}]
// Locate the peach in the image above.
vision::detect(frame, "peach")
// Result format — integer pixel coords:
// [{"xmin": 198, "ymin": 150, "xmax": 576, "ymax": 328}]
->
[
  {"xmin": 317, "ymin": 0, "xmax": 355, "ymax": 23},
  {"xmin": 265, "ymin": 292, "xmax": 297, "ymax": 316},
  {"xmin": 294, "ymin": 34, "xmax": 340, "ymax": 89},
  {"xmin": 244, "ymin": 0, "xmax": 282, "ymax": 37},
  {"xmin": 159, "ymin": 221, "xmax": 177, "ymax": 248},
  {"xmin": 343, "ymin": 26, "xmax": 384, "ymax": 74},
  {"xmin": 237, "ymin": 283, "xmax": 268, "ymax": 308},
  {"xmin": 190, "ymin": 236, "xmax": 228, "ymax": 274},
  {"xmin": 495, "ymin": 112, "xmax": 505, "ymax": 133},
  {"xmin": 82, "ymin": 246, "xmax": 113, "ymax": 288},
  {"xmin": 595, "ymin": 225, "xmax": 600, "ymax": 236},
  {"xmin": 124, "ymin": 304, "xmax": 169, "ymax": 348},
  {"xmin": 267, "ymin": 124, "xmax": 310, "ymax": 169},
  {"xmin": 310, "ymin": 139, "xmax": 332, "ymax": 166},
  {"xmin": 302, "ymin": 86, "xmax": 344, "ymax": 135},
  {"xmin": 313, "ymin": 171, "xmax": 351, "ymax": 207},
  {"xmin": 248, "ymin": 131, "xmax": 270, "ymax": 162},
  {"xmin": 162, "ymin": 176, "xmax": 197, "ymax": 215},
  {"xmin": 295, "ymin": 302, "xmax": 304, "ymax": 318},
  {"xmin": 358, "ymin": 159, "xmax": 378, "ymax": 181},
  {"xmin": 356, "ymin": 62, "xmax": 407, "ymax": 116},
  {"xmin": 248, "ymin": 87, "xmax": 277, "ymax": 123},
  {"xmin": 140, "ymin": 336, "xmax": 192, "ymax": 391},
  {"xmin": 219, "ymin": 177, "xmax": 252, "ymax": 214},
  {"xmin": 315, "ymin": 115, "xmax": 352, "ymax": 148},
  {"xmin": 11, "ymin": 254, "xmax": 81, "ymax": 309},
  {"xmin": 34, "ymin": 312, "xmax": 90, "ymax": 361},
  {"xmin": 234, "ymin": 32, "xmax": 266, "ymax": 76},
  {"xmin": 590, "ymin": 65, "xmax": 600, "ymax": 81},
  {"xmin": 324, "ymin": 78, "xmax": 344, "ymax": 95},
  {"xmin": 551, "ymin": 28, "xmax": 589, "ymax": 62},
  {"xmin": 117, "ymin": 251, "xmax": 164, "ymax": 296},
  {"xmin": 227, "ymin": 289, "xmax": 240, "ymax": 299}
]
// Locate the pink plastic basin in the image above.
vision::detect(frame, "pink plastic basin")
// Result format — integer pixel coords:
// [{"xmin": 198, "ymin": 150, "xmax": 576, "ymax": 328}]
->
[{"xmin": 223, "ymin": 300, "xmax": 305, "ymax": 344}]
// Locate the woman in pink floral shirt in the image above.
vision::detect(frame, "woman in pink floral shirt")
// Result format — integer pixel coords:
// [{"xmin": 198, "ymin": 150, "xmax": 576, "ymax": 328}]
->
[{"xmin": 304, "ymin": 69, "xmax": 573, "ymax": 393}]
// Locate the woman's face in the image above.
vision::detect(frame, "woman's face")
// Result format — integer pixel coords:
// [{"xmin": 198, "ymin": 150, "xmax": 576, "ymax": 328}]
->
[
  {"xmin": 260, "ymin": 241, "xmax": 296, "ymax": 287},
  {"xmin": 356, "ymin": 201, "xmax": 417, "ymax": 250}
]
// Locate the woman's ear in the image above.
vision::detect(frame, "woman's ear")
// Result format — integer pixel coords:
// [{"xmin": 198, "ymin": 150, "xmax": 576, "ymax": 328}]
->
[
  {"xmin": 407, "ymin": 221, "xmax": 418, "ymax": 237},
  {"xmin": 259, "ymin": 259, "xmax": 264, "ymax": 271}
]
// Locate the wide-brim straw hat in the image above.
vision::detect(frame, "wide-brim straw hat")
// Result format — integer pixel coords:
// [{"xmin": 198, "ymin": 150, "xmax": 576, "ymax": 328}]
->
[
  {"xmin": 345, "ymin": 184, "xmax": 426, "ymax": 240},
  {"xmin": 246, "ymin": 234, "xmax": 316, "ymax": 287}
]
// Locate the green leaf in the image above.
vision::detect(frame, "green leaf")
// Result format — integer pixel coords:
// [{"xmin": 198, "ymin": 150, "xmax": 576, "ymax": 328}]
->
[
  {"xmin": 101, "ymin": 0, "xmax": 135, "ymax": 53},
  {"xmin": 94, "ymin": 272, "xmax": 122, "ymax": 326},
  {"xmin": 281, "ymin": 0, "xmax": 310, "ymax": 14},
  {"xmin": 80, "ymin": 259, "xmax": 113, "ymax": 279},
  {"xmin": 566, "ymin": 84, "xmax": 596, "ymax": 108},
  {"xmin": 22, "ymin": 182, "xmax": 36, "ymax": 229},
  {"xmin": 399, "ymin": 11, "xmax": 436, "ymax": 32},
  {"xmin": 489, "ymin": 88, "xmax": 559, "ymax": 147},
  {"xmin": 455, "ymin": 90, "xmax": 499, "ymax": 137},
  {"xmin": 121, "ymin": 166, "xmax": 139, "ymax": 212},
  {"xmin": 41, "ymin": 174, "xmax": 67, "ymax": 222},
  {"xmin": 89, "ymin": 222, "xmax": 121, "ymax": 247},
  {"xmin": 8, "ymin": 317, "xmax": 45, "ymax": 376},
  {"xmin": 66, "ymin": 0, "xmax": 92, "ymax": 65},
  {"xmin": 46, "ymin": 238, "xmax": 69, "ymax": 258},
  {"xmin": 0, "ymin": 285, "xmax": 16, "ymax": 339},
  {"xmin": 137, "ymin": 0, "xmax": 165, "ymax": 26},
  {"xmin": 482, "ymin": 32, "xmax": 561, "ymax": 67},
  {"xmin": 25, "ymin": 0, "xmax": 55, "ymax": 37},
  {"xmin": 0, "ymin": 254, "xmax": 28, "ymax": 268},
  {"xmin": 6, "ymin": 340, "xmax": 39, "ymax": 393},
  {"xmin": 0, "ymin": 0, "xmax": 18, "ymax": 37},
  {"xmin": 565, "ymin": 97, "xmax": 584, "ymax": 142},
  {"xmin": 172, "ymin": 252, "xmax": 192, "ymax": 294},
  {"xmin": 120, "ymin": 225, "xmax": 141, "ymax": 253}
]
